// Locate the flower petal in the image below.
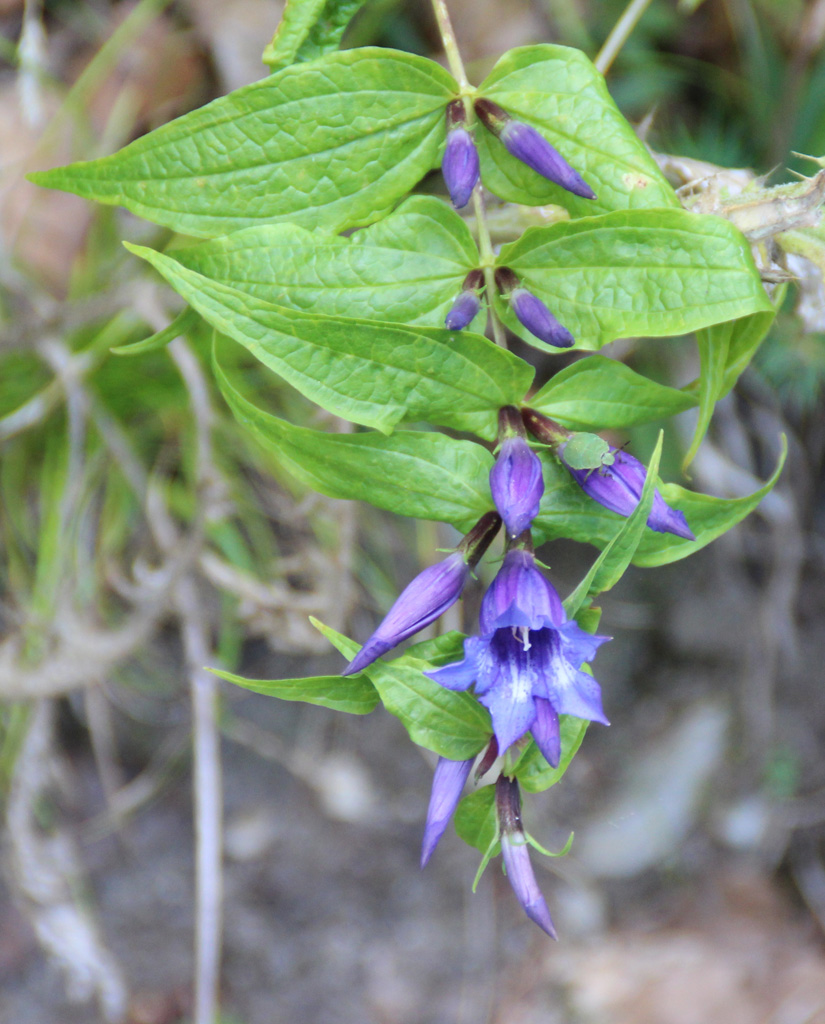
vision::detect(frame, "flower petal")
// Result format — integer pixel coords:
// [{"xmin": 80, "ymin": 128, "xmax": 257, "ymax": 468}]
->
[
  {"xmin": 425, "ymin": 636, "xmax": 488, "ymax": 691},
  {"xmin": 531, "ymin": 698, "xmax": 561, "ymax": 768},
  {"xmin": 552, "ymin": 666, "xmax": 609, "ymax": 726},
  {"xmin": 476, "ymin": 635, "xmax": 538, "ymax": 751}
]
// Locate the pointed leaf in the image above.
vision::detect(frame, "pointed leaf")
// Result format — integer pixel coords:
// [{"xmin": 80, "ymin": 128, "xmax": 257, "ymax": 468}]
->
[
  {"xmin": 312, "ymin": 618, "xmax": 492, "ymax": 760},
  {"xmin": 529, "ymin": 354, "xmax": 697, "ymax": 430},
  {"xmin": 682, "ymin": 310, "xmax": 776, "ymax": 469},
  {"xmin": 111, "ymin": 307, "xmax": 199, "ymax": 357},
  {"xmin": 476, "ymin": 45, "xmax": 677, "ymax": 215},
  {"xmin": 210, "ymin": 667, "xmax": 379, "ymax": 714},
  {"xmin": 495, "ymin": 209, "xmax": 773, "ymax": 351},
  {"xmin": 213, "ymin": 347, "xmax": 495, "ymax": 529},
  {"xmin": 264, "ymin": 0, "xmax": 367, "ymax": 69},
  {"xmin": 30, "ymin": 48, "xmax": 456, "ymax": 237},
  {"xmin": 171, "ymin": 196, "xmax": 480, "ymax": 328},
  {"xmin": 454, "ymin": 785, "xmax": 498, "ymax": 854},
  {"xmin": 127, "ymin": 243, "xmax": 533, "ymax": 438}
]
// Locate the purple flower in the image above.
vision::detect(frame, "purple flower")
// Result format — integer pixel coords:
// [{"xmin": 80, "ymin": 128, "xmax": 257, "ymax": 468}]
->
[
  {"xmin": 343, "ymin": 511, "xmax": 502, "ymax": 676},
  {"xmin": 443, "ymin": 101, "xmax": 479, "ymax": 209},
  {"xmin": 445, "ymin": 290, "xmax": 480, "ymax": 330},
  {"xmin": 425, "ymin": 549, "xmax": 609, "ymax": 758},
  {"xmin": 494, "ymin": 268, "xmax": 573, "ymax": 348},
  {"xmin": 475, "ymin": 98, "xmax": 595, "ymax": 201},
  {"xmin": 343, "ymin": 552, "xmax": 469, "ymax": 676},
  {"xmin": 496, "ymin": 775, "xmax": 556, "ymax": 937},
  {"xmin": 490, "ymin": 433, "xmax": 544, "ymax": 538},
  {"xmin": 445, "ymin": 269, "xmax": 485, "ymax": 331},
  {"xmin": 420, "ymin": 755, "xmax": 474, "ymax": 867},
  {"xmin": 559, "ymin": 443, "xmax": 695, "ymax": 540},
  {"xmin": 511, "ymin": 288, "xmax": 574, "ymax": 348}
]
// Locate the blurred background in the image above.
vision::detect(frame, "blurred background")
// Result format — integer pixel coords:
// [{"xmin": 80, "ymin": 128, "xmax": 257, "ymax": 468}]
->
[{"xmin": 0, "ymin": 0, "xmax": 824, "ymax": 1021}]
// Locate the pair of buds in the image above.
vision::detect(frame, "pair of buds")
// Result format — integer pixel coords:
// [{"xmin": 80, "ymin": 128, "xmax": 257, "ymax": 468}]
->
[
  {"xmin": 445, "ymin": 266, "xmax": 574, "ymax": 348},
  {"xmin": 443, "ymin": 98, "xmax": 596, "ymax": 209}
]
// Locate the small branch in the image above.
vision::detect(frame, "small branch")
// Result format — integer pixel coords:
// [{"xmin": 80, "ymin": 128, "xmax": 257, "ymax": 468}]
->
[
  {"xmin": 167, "ymin": 337, "xmax": 223, "ymax": 1024},
  {"xmin": 472, "ymin": 190, "xmax": 507, "ymax": 348},
  {"xmin": 594, "ymin": 0, "xmax": 655, "ymax": 75},
  {"xmin": 176, "ymin": 574, "xmax": 223, "ymax": 1024}
]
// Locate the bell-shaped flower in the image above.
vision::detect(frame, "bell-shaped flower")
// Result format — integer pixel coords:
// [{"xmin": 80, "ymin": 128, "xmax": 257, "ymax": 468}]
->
[
  {"xmin": 443, "ymin": 100, "xmax": 480, "ymax": 209},
  {"xmin": 559, "ymin": 442, "xmax": 695, "ymax": 540},
  {"xmin": 495, "ymin": 268, "xmax": 574, "ymax": 348},
  {"xmin": 420, "ymin": 755, "xmax": 474, "ymax": 867},
  {"xmin": 496, "ymin": 775, "xmax": 556, "ymax": 937},
  {"xmin": 475, "ymin": 98, "xmax": 595, "ymax": 200},
  {"xmin": 343, "ymin": 511, "xmax": 501, "ymax": 676},
  {"xmin": 445, "ymin": 269, "xmax": 485, "ymax": 331},
  {"xmin": 425, "ymin": 548, "xmax": 610, "ymax": 758},
  {"xmin": 490, "ymin": 407, "xmax": 544, "ymax": 537}
]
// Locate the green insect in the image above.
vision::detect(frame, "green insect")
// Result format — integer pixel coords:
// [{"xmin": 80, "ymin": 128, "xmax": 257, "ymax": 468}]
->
[{"xmin": 559, "ymin": 432, "xmax": 615, "ymax": 472}]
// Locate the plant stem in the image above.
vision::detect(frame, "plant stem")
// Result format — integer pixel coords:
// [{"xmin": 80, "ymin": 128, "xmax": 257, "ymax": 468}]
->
[
  {"xmin": 431, "ymin": 0, "xmax": 507, "ymax": 347},
  {"xmin": 431, "ymin": 0, "xmax": 469, "ymax": 88},
  {"xmin": 472, "ymin": 192, "xmax": 507, "ymax": 347},
  {"xmin": 594, "ymin": 0, "xmax": 655, "ymax": 75}
]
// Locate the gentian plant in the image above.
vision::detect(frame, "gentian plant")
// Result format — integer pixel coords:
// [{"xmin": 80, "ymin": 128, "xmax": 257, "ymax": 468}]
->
[{"xmin": 30, "ymin": 0, "xmax": 788, "ymax": 936}]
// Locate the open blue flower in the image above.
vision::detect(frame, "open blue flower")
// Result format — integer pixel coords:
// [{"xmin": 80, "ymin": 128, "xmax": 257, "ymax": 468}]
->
[{"xmin": 425, "ymin": 549, "xmax": 609, "ymax": 761}]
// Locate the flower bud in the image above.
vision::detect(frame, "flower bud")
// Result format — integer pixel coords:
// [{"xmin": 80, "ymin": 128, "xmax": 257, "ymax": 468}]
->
[
  {"xmin": 520, "ymin": 407, "xmax": 572, "ymax": 448},
  {"xmin": 475, "ymin": 98, "xmax": 596, "ymax": 200},
  {"xmin": 495, "ymin": 267, "xmax": 574, "ymax": 349},
  {"xmin": 343, "ymin": 552, "xmax": 469, "ymax": 676},
  {"xmin": 558, "ymin": 443, "xmax": 695, "ymax": 540},
  {"xmin": 443, "ymin": 101, "xmax": 480, "ymax": 209},
  {"xmin": 530, "ymin": 698, "xmax": 561, "ymax": 769},
  {"xmin": 420, "ymin": 756, "xmax": 474, "ymax": 867},
  {"xmin": 490, "ymin": 406, "xmax": 544, "ymax": 537},
  {"xmin": 445, "ymin": 269, "xmax": 485, "ymax": 331},
  {"xmin": 496, "ymin": 775, "xmax": 557, "ymax": 938},
  {"xmin": 343, "ymin": 512, "xmax": 501, "ymax": 676}
]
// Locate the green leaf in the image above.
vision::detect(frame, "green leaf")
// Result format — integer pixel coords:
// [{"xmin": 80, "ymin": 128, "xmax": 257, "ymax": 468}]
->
[
  {"xmin": 562, "ymin": 431, "xmax": 663, "ymax": 612},
  {"xmin": 209, "ymin": 667, "xmax": 379, "ymax": 714},
  {"xmin": 30, "ymin": 48, "xmax": 456, "ymax": 237},
  {"xmin": 263, "ymin": 0, "xmax": 367, "ymax": 69},
  {"xmin": 264, "ymin": 0, "xmax": 328, "ymax": 69},
  {"xmin": 385, "ymin": 631, "xmax": 468, "ymax": 667},
  {"xmin": 475, "ymin": 45, "xmax": 677, "ymax": 215},
  {"xmin": 128, "ymin": 243, "xmax": 532, "ymax": 438},
  {"xmin": 529, "ymin": 354, "xmax": 697, "ymax": 430},
  {"xmin": 312, "ymin": 618, "xmax": 492, "ymax": 759},
  {"xmin": 533, "ymin": 437, "xmax": 787, "ymax": 566},
  {"xmin": 635, "ymin": 437, "xmax": 787, "ymax": 566},
  {"xmin": 170, "ymin": 196, "xmax": 480, "ymax": 329},
  {"xmin": 495, "ymin": 209, "xmax": 773, "ymax": 351},
  {"xmin": 513, "ymin": 716, "xmax": 589, "ymax": 794},
  {"xmin": 682, "ymin": 310, "xmax": 776, "ymax": 470},
  {"xmin": 110, "ymin": 306, "xmax": 199, "ymax": 357},
  {"xmin": 454, "ymin": 785, "xmax": 498, "ymax": 854},
  {"xmin": 213, "ymin": 347, "xmax": 495, "ymax": 530}
]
